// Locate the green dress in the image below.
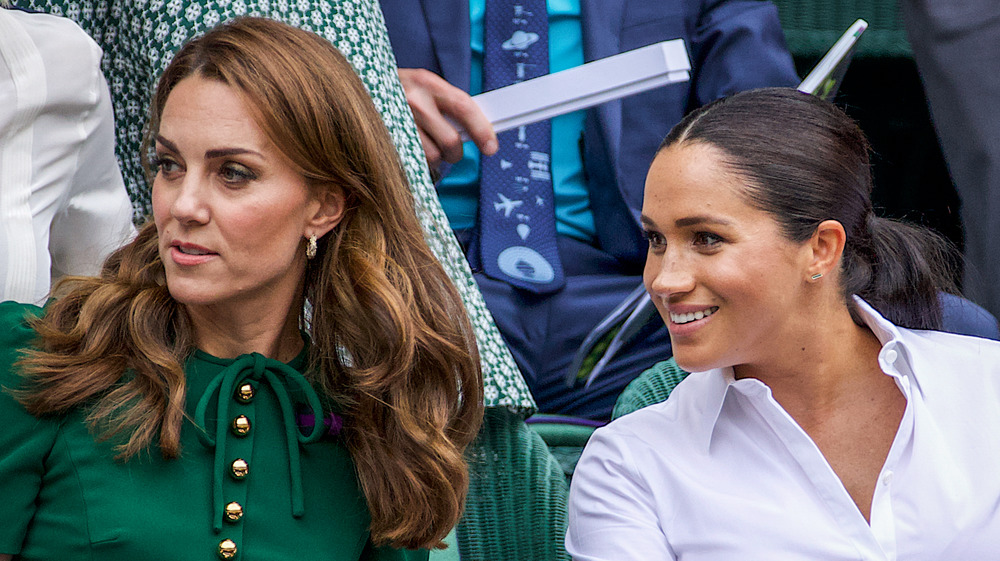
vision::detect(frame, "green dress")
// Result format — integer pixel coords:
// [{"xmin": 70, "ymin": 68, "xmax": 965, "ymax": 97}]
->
[{"xmin": 0, "ymin": 301, "xmax": 426, "ymax": 561}]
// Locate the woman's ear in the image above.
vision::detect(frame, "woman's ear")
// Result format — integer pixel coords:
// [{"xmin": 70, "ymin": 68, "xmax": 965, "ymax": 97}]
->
[
  {"xmin": 306, "ymin": 185, "xmax": 347, "ymax": 238},
  {"xmin": 806, "ymin": 219, "xmax": 846, "ymax": 281}
]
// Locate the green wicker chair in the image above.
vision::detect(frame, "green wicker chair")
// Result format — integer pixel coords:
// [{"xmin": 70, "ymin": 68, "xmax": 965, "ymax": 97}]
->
[
  {"xmin": 771, "ymin": 0, "xmax": 911, "ymax": 58},
  {"xmin": 524, "ymin": 414, "xmax": 602, "ymax": 481},
  {"xmin": 611, "ymin": 358, "xmax": 690, "ymax": 420},
  {"xmin": 457, "ymin": 409, "xmax": 571, "ymax": 561}
]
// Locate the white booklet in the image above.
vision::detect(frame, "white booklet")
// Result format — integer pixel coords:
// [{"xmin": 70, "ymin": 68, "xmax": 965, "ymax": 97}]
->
[{"xmin": 465, "ymin": 39, "xmax": 691, "ymax": 135}]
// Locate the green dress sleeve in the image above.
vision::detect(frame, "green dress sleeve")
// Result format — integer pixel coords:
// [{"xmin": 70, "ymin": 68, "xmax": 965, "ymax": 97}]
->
[{"xmin": 0, "ymin": 301, "xmax": 59, "ymax": 555}]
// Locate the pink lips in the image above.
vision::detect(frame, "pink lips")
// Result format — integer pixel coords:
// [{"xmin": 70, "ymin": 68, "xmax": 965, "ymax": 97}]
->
[{"xmin": 169, "ymin": 242, "xmax": 217, "ymax": 266}]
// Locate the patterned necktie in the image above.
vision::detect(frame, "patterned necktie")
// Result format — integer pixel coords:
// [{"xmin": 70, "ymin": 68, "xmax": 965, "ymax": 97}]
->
[{"xmin": 479, "ymin": 0, "xmax": 565, "ymax": 294}]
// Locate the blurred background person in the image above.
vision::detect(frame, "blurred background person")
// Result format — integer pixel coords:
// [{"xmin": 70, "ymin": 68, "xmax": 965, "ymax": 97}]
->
[
  {"xmin": 0, "ymin": 2, "xmax": 134, "ymax": 305},
  {"xmin": 901, "ymin": 0, "xmax": 1000, "ymax": 320}
]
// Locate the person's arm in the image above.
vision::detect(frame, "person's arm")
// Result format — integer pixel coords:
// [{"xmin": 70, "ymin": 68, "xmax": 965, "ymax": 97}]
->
[
  {"xmin": 689, "ymin": 0, "xmax": 799, "ymax": 104},
  {"xmin": 566, "ymin": 428, "xmax": 676, "ymax": 560},
  {"xmin": 397, "ymin": 68, "xmax": 498, "ymax": 169},
  {"xmin": 47, "ymin": 38, "xmax": 135, "ymax": 281},
  {"xmin": 1, "ymin": 553, "xmax": 13, "ymax": 561}
]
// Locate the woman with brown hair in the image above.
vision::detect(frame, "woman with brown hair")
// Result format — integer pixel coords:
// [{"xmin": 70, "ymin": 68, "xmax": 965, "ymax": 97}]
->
[{"xmin": 0, "ymin": 17, "xmax": 482, "ymax": 561}]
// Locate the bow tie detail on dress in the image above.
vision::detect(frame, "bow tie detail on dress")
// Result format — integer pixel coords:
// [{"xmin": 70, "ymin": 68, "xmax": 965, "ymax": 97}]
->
[{"xmin": 193, "ymin": 352, "xmax": 327, "ymax": 532}]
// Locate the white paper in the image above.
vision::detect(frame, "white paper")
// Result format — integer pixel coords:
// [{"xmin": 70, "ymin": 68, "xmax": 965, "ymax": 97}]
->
[{"xmin": 466, "ymin": 39, "xmax": 691, "ymax": 135}]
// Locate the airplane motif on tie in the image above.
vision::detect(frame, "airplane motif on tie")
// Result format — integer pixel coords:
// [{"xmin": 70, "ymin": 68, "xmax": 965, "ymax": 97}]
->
[{"xmin": 493, "ymin": 193, "xmax": 524, "ymax": 217}]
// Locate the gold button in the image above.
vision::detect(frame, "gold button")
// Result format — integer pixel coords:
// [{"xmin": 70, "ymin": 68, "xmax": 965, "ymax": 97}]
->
[
  {"xmin": 231, "ymin": 458, "xmax": 249, "ymax": 479},
  {"xmin": 235, "ymin": 383, "xmax": 255, "ymax": 403},
  {"xmin": 224, "ymin": 501, "xmax": 244, "ymax": 522},
  {"xmin": 218, "ymin": 538, "xmax": 237, "ymax": 559},
  {"xmin": 231, "ymin": 415, "xmax": 251, "ymax": 436}
]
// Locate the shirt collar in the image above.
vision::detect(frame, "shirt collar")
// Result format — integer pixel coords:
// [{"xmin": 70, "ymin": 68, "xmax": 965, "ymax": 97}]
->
[{"xmin": 692, "ymin": 296, "xmax": 912, "ymax": 452}]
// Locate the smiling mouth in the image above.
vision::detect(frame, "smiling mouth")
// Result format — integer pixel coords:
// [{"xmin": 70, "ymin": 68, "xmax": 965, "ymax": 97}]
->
[{"xmin": 669, "ymin": 306, "xmax": 719, "ymax": 325}]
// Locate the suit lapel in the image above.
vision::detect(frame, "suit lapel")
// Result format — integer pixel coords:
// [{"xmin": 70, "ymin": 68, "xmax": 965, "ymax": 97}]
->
[{"xmin": 421, "ymin": 0, "xmax": 472, "ymax": 91}]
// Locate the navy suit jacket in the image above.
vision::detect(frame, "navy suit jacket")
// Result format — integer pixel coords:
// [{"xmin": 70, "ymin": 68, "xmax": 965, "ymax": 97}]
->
[{"xmin": 379, "ymin": 0, "xmax": 798, "ymax": 268}]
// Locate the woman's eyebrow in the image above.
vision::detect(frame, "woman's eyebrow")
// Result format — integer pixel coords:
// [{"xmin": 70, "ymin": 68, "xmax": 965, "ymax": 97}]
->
[
  {"xmin": 204, "ymin": 147, "xmax": 263, "ymax": 159},
  {"xmin": 674, "ymin": 215, "xmax": 732, "ymax": 228}
]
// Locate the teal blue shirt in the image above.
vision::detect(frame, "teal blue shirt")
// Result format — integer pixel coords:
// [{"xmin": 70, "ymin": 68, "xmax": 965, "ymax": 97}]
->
[{"xmin": 437, "ymin": 0, "xmax": 595, "ymax": 243}]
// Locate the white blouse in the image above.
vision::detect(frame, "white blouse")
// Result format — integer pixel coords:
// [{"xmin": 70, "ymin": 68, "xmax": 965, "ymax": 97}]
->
[
  {"xmin": 568, "ymin": 299, "xmax": 1000, "ymax": 560},
  {"xmin": 0, "ymin": 8, "xmax": 134, "ymax": 304}
]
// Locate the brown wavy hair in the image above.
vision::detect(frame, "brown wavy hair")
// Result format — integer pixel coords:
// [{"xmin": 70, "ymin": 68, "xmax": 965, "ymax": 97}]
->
[{"xmin": 17, "ymin": 17, "xmax": 483, "ymax": 549}]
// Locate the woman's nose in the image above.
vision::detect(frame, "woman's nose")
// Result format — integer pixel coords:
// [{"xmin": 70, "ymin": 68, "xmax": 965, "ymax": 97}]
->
[
  {"xmin": 645, "ymin": 251, "xmax": 696, "ymax": 299},
  {"xmin": 169, "ymin": 173, "xmax": 210, "ymax": 225}
]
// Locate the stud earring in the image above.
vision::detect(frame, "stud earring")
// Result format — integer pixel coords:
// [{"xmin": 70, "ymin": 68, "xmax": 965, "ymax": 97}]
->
[
  {"xmin": 306, "ymin": 234, "xmax": 318, "ymax": 260},
  {"xmin": 810, "ymin": 273, "xmax": 823, "ymax": 280}
]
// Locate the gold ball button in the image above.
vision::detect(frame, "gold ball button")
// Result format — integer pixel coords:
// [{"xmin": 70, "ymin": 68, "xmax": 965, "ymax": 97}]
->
[
  {"xmin": 218, "ymin": 538, "xmax": 237, "ymax": 559},
  {"xmin": 236, "ymin": 383, "xmax": 255, "ymax": 403},
  {"xmin": 231, "ymin": 458, "xmax": 249, "ymax": 479},
  {"xmin": 231, "ymin": 415, "xmax": 251, "ymax": 436},
  {"xmin": 224, "ymin": 501, "xmax": 244, "ymax": 522}
]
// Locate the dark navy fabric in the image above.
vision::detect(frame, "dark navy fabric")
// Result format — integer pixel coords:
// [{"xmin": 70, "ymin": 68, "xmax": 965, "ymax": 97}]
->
[{"xmin": 940, "ymin": 292, "xmax": 1000, "ymax": 340}]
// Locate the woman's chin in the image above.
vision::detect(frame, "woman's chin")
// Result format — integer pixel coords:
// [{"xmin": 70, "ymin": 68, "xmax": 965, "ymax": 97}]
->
[{"xmin": 669, "ymin": 346, "xmax": 721, "ymax": 374}]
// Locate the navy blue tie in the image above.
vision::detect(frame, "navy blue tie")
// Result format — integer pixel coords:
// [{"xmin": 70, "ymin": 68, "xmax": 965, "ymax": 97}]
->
[{"xmin": 479, "ymin": 0, "xmax": 565, "ymax": 294}]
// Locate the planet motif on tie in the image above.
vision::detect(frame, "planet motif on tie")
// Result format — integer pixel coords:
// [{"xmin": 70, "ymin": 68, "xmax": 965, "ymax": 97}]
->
[
  {"xmin": 502, "ymin": 30, "xmax": 540, "ymax": 51},
  {"xmin": 497, "ymin": 246, "xmax": 555, "ymax": 283}
]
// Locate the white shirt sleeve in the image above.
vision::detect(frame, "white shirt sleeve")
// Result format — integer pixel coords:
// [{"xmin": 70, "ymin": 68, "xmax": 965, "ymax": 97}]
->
[
  {"xmin": 46, "ymin": 60, "xmax": 135, "ymax": 282},
  {"xmin": 566, "ymin": 426, "xmax": 676, "ymax": 561},
  {"xmin": 0, "ymin": 9, "xmax": 134, "ymax": 305}
]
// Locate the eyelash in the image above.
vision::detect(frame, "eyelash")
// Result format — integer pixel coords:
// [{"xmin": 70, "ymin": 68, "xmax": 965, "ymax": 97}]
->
[
  {"xmin": 151, "ymin": 155, "xmax": 179, "ymax": 175},
  {"xmin": 643, "ymin": 230, "xmax": 725, "ymax": 252},
  {"xmin": 643, "ymin": 230, "xmax": 666, "ymax": 252},
  {"xmin": 219, "ymin": 163, "xmax": 258, "ymax": 184},
  {"xmin": 150, "ymin": 155, "xmax": 258, "ymax": 185},
  {"xmin": 693, "ymin": 231, "xmax": 724, "ymax": 248}
]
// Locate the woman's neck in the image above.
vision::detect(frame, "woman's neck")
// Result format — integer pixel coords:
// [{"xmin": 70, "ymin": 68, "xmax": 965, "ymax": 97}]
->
[
  {"xmin": 733, "ymin": 302, "xmax": 887, "ymax": 426},
  {"xmin": 185, "ymin": 298, "xmax": 305, "ymax": 363}
]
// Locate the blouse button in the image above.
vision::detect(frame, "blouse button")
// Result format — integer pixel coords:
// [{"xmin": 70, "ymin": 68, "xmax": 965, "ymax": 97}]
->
[
  {"xmin": 231, "ymin": 458, "xmax": 249, "ymax": 479},
  {"xmin": 231, "ymin": 415, "xmax": 252, "ymax": 437},
  {"xmin": 236, "ymin": 383, "xmax": 255, "ymax": 403},
  {"xmin": 218, "ymin": 538, "xmax": 238, "ymax": 559},
  {"xmin": 881, "ymin": 470, "xmax": 894, "ymax": 486},
  {"xmin": 224, "ymin": 501, "xmax": 244, "ymax": 523}
]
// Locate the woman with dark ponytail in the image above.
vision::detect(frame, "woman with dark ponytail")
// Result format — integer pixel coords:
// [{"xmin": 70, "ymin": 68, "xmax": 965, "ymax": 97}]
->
[{"xmin": 567, "ymin": 88, "xmax": 1000, "ymax": 559}]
